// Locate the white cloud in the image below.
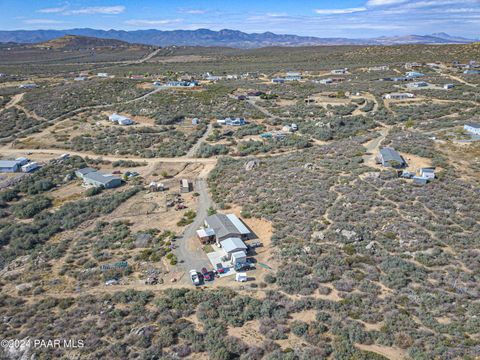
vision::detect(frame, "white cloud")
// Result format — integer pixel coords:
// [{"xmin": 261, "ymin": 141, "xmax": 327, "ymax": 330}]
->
[
  {"xmin": 64, "ymin": 6, "xmax": 125, "ymax": 15},
  {"xmin": 37, "ymin": 6, "xmax": 68, "ymax": 14},
  {"xmin": 23, "ymin": 18, "xmax": 65, "ymax": 24},
  {"xmin": 366, "ymin": 0, "xmax": 408, "ymax": 6},
  {"xmin": 315, "ymin": 7, "xmax": 367, "ymax": 15},
  {"xmin": 177, "ymin": 8, "xmax": 208, "ymax": 15},
  {"xmin": 124, "ymin": 18, "xmax": 183, "ymax": 26}
]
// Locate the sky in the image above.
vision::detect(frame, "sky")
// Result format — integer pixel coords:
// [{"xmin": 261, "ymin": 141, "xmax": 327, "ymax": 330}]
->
[{"xmin": 0, "ymin": 0, "xmax": 479, "ymax": 38}]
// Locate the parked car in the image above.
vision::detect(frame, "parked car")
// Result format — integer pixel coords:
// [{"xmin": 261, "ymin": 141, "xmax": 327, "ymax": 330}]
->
[
  {"xmin": 201, "ymin": 267, "xmax": 212, "ymax": 281},
  {"xmin": 215, "ymin": 263, "xmax": 225, "ymax": 274},
  {"xmin": 190, "ymin": 270, "xmax": 200, "ymax": 286}
]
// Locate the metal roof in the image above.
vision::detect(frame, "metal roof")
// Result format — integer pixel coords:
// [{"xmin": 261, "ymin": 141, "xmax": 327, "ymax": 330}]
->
[
  {"xmin": 84, "ymin": 171, "xmax": 120, "ymax": 185},
  {"xmin": 206, "ymin": 214, "xmax": 239, "ymax": 239},
  {"xmin": 0, "ymin": 160, "xmax": 20, "ymax": 168},
  {"xmin": 465, "ymin": 123, "xmax": 480, "ymax": 129},
  {"xmin": 220, "ymin": 238, "xmax": 247, "ymax": 253},
  {"xmin": 379, "ymin": 148, "xmax": 404, "ymax": 165},
  {"xmin": 76, "ymin": 167, "xmax": 96, "ymax": 176},
  {"xmin": 226, "ymin": 214, "xmax": 250, "ymax": 235}
]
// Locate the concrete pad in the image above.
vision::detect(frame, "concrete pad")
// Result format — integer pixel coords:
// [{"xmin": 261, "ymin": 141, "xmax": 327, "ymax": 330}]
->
[{"xmin": 206, "ymin": 246, "xmax": 236, "ymax": 278}]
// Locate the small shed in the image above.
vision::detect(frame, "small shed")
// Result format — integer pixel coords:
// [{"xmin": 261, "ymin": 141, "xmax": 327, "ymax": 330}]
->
[
  {"xmin": 413, "ymin": 176, "xmax": 428, "ymax": 186},
  {"xmin": 231, "ymin": 250, "xmax": 247, "ymax": 265},
  {"xmin": 180, "ymin": 179, "xmax": 193, "ymax": 193},
  {"xmin": 0, "ymin": 160, "xmax": 20, "ymax": 173},
  {"xmin": 419, "ymin": 168, "xmax": 435, "ymax": 179},
  {"xmin": 197, "ymin": 228, "xmax": 216, "ymax": 244}
]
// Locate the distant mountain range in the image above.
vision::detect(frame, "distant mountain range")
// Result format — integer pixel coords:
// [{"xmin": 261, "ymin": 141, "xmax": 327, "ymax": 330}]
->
[{"xmin": 0, "ymin": 28, "xmax": 476, "ymax": 48}]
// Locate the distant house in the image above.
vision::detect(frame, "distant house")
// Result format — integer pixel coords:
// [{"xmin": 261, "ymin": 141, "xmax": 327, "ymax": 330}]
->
[
  {"xmin": 271, "ymin": 77, "xmax": 285, "ymax": 84},
  {"xmin": 19, "ymin": 83, "xmax": 38, "ymax": 89},
  {"xmin": 218, "ymin": 117, "xmax": 246, "ymax": 126},
  {"xmin": 444, "ymin": 84, "xmax": 454, "ymax": 89},
  {"xmin": 383, "ymin": 93, "xmax": 415, "ymax": 100},
  {"xmin": 330, "ymin": 77, "xmax": 345, "ymax": 83},
  {"xmin": 419, "ymin": 168, "xmax": 435, "ymax": 179},
  {"xmin": 405, "ymin": 62, "xmax": 421, "ymax": 69},
  {"xmin": 464, "ymin": 123, "xmax": 480, "ymax": 135},
  {"xmin": 74, "ymin": 76, "xmax": 87, "ymax": 81},
  {"xmin": 319, "ymin": 78, "xmax": 333, "ymax": 84},
  {"xmin": 204, "ymin": 213, "xmax": 251, "ymax": 243},
  {"xmin": 0, "ymin": 160, "xmax": 21, "ymax": 173},
  {"xmin": 76, "ymin": 167, "xmax": 121, "ymax": 188},
  {"xmin": 406, "ymin": 71, "xmax": 424, "ymax": 78},
  {"xmin": 377, "ymin": 147, "xmax": 406, "ymax": 168},
  {"xmin": 166, "ymin": 80, "xmax": 198, "ymax": 87},
  {"xmin": 331, "ymin": 68, "xmax": 347, "ymax": 75},
  {"xmin": 192, "ymin": 118, "xmax": 200, "ymax": 125},
  {"xmin": 464, "ymin": 70, "xmax": 480, "ymax": 75},
  {"xmin": 180, "ymin": 179, "xmax": 193, "ymax": 193},
  {"xmin": 97, "ymin": 73, "xmax": 108, "ymax": 77},
  {"xmin": 407, "ymin": 81, "xmax": 428, "ymax": 88},
  {"xmin": 369, "ymin": 65, "xmax": 389, "ymax": 71},
  {"xmin": 84, "ymin": 172, "xmax": 122, "ymax": 189},
  {"xmin": 21, "ymin": 162, "xmax": 40, "ymax": 173},
  {"xmin": 109, "ymin": 113, "xmax": 134, "ymax": 125},
  {"xmin": 285, "ymin": 72, "xmax": 301, "ymax": 81}
]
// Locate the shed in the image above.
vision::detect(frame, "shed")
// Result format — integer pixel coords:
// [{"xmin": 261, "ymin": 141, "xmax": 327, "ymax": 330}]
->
[
  {"xmin": 180, "ymin": 179, "xmax": 193, "ymax": 193},
  {"xmin": 231, "ymin": 250, "xmax": 247, "ymax": 265},
  {"xmin": 0, "ymin": 160, "xmax": 20, "ymax": 173},
  {"xmin": 15, "ymin": 157, "xmax": 29, "ymax": 166},
  {"xmin": 464, "ymin": 123, "xmax": 480, "ymax": 135},
  {"xmin": 196, "ymin": 227, "xmax": 216, "ymax": 244},
  {"xmin": 419, "ymin": 168, "xmax": 435, "ymax": 179},
  {"xmin": 378, "ymin": 148, "xmax": 406, "ymax": 168},
  {"xmin": 413, "ymin": 176, "xmax": 428, "ymax": 185}
]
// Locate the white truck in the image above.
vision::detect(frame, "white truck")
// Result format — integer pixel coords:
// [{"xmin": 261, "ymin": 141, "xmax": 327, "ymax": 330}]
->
[{"xmin": 190, "ymin": 270, "xmax": 200, "ymax": 286}]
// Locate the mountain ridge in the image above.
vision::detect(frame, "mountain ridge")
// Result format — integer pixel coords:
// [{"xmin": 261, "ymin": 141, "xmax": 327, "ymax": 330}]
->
[{"xmin": 0, "ymin": 28, "xmax": 476, "ymax": 48}]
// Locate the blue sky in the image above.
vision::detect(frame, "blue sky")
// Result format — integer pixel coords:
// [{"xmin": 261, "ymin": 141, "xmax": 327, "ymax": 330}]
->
[{"xmin": 1, "ymin": 0, "xmax": 479, "ymax": 38}]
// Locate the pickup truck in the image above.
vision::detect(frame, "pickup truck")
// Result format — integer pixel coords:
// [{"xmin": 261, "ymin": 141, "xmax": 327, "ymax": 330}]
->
[{"xmin": 189, "ymin": 270, "xmax": 200, "ymax": 286}]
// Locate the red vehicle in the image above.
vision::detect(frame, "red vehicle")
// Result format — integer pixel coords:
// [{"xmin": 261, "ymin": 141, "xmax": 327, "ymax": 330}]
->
[
  {"xmin": 201, "ymin": 267, "xmax": 212, "ymax": 281},
  {"xmin": 175, "ymin": 204, "xmax": 187, "ymax": 211},
  {"xmin": 215, "ymin": 263, "xmax": 225, "ymax": 274}
]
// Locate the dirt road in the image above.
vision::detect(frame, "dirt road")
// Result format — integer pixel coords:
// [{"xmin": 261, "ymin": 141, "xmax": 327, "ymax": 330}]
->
[
  {"xmin": 175, "ymin": 178, "xmax": 213, "ymax": 273},
  {"xmin": 185, "ymin": 123, "xmax": 213, "ymax": 158},
  {"xmin": 0, "ymin": 147, "xmax": 217, "ymax": 165}
]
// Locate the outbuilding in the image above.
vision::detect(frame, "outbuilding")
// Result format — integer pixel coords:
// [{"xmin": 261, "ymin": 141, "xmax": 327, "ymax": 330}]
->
[
  {"xmin": 220, "ymin": 237, "xmax": 248, "ymax": 256},
  {"xmin": 21, "ymin": 162, "xmax": 40, "ymax": 173},
  {"xmin": 230, "ymin": 250, "xmax": 247, "ymax": 265},
  {"xmin": 83, "ymin": 171, "xmax": 122, "ymax": 189},
  {"xmin": 180, "ymin": 179, "xmax": 193, "ymax": 193},
  {"xmin": 419, "ymin": 168, "xmax": 435, "ymax": 179},
  {"xmin": 377, "ymin": 148, "xmax": 406, "ymax": 168},
  {"xmin": 464, "ymin": 123, "xmax": 480, "ymax": 135},
  {"xmin": 0, "ymin": 160, "xmax": 21, "ymax": 173}
]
